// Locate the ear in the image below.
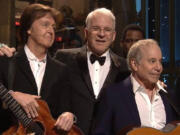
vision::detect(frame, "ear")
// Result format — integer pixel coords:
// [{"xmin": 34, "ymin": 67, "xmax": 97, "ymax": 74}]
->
[
  {"xmin": 27, "ymin": 29, "xmax": 31, "ymax": 35},
  {"xmin": 112, "ymin": 31, "xmax": 116, "ymax": 42},
  {"xmin": 130, "ymin": 59, "xmax": 138, "ymax": 71},
  {"xmin": 84, "ymin": 28, "xmax": 88, "ymax": 39}
]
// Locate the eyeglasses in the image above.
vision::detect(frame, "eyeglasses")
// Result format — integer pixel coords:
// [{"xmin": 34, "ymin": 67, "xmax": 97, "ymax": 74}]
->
[{"xmin": 90, "ymin": 26, "xmax": 114, "ymax": 34}]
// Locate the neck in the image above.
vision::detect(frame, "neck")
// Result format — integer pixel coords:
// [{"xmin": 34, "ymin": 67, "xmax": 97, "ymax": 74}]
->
[
  {"xmin": 27, "ymin": 42, "xmax": 47, "ymax": 61},
  {"xmin": 132, "ymin": 73, "xmax": 157, "ymax": 102},
  {"xmin": 132, "ymin": 73, "xmax": 156, "ymax": 90},
  {"xmin": 87, "ymin": 44, "xmax": 108, "ymax": 56},
  {"xmin": 146, "ymin": 88, "xmax": 156, "ymax": 102},
  {"xmin": 90, "ymin": 49, "xmax": 108, "ymax": 57}
]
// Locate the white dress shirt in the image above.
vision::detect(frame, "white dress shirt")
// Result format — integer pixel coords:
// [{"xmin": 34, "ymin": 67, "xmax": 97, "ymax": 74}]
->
[
  {"xmin": 87, "ymin": 50, "xmax": 111, "ymax": 99},
  {"xmin": 24, "ymin": 45, "xmax": 46, "ymax": 95},
  {"xmin": 131, "ymin": 75, "xmax": 167, "ymax": 130}
]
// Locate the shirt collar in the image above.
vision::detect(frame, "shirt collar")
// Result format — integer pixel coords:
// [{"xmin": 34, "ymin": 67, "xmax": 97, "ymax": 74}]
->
[
  {"xmin": 130, "ymin": 74, "xmax": 167, "ymax": 94},
  {"xmin": 24, "ymin": 45, "xmax": 47, "ymax": 63}
]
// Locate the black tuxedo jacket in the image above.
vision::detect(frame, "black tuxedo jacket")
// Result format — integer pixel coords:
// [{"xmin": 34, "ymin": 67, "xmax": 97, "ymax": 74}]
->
[
  {"xmin": 54, "ymin": 45, "xmax": 130, "ymax": 135},
  {"xmin": 0, "ymin": 48, "xmax": 71, "ymax": 132}
]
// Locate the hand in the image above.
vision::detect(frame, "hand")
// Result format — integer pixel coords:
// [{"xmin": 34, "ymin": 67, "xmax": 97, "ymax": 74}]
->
[
  {"xmin": 55, "ymin": 112, "xmax": 74, "ymax": 131},
  {"xmin": 10, "ymin": 91, "xmax": 41, "ymax": 118},
  {"xmin": 158, "ymin": 80, "xmax": 167, "ymax": 88},
  {"xmin": 0, "ymin": 44, "xmax": 16, "ymax": 57}
]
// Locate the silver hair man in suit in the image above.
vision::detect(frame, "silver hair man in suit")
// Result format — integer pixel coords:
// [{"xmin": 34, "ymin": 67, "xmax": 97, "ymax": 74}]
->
[{"xmin": 54, "ymin": 8, "xmax": 129, "ymax": 135}]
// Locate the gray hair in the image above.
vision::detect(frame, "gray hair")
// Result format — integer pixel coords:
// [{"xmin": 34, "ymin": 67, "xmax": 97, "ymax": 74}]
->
[
  {"xmin": 127, "ymin": 39, "xmax": 160, "ymax": 70},
  {"xmin": 85, "ymin": 8, "xmax": 116, "ymax": 30}
]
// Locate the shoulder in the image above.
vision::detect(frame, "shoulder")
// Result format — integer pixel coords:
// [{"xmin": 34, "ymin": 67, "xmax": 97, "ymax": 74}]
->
[
  {"xmin": 100, "ymin": 78, "xmax": 131, "ymax": 110},
  {"xmin": 54, "ymin": 47, "xmax": 82, "ymax": 62},
  {"xmin": 109, "ymin": 50, "xmax": 130, "ymax": 80},
  {"xmin": 47, "ymin": 55, "xmax": 68, "ymax": 69},
  {"xmin": 55, "ymin": 47, "xmax": 81, "ymax": 56},
  {"xmin": 47, "ymin": 57, "xmax": 72, "ymax": 81},
  {"xmin": 110, "ymin": 50, "xmax": 128, "ymax": 68},
  {"xmin": 106, "ymin": 77, "xmax": 131, "ymax": 97}
]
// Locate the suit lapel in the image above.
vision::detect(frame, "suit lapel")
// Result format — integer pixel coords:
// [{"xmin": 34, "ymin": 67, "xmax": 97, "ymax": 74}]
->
[
  {"xmin": 124, "ymin": 77, "xmax": 141, "ymax": 124},
  {"xmin": 159, "ymin": 90, "xmax": 179, "ymax": 123},
  {"xmin": 76, "ymin": 46, "xmax": 95, "ymax": 98},
  {"xmin": 15, "ymin": 49, "xmax": 37, "ymax": 91},
  {"xmin": 40, "ymin": 54, "xmax": 52, "ymax": 97}
]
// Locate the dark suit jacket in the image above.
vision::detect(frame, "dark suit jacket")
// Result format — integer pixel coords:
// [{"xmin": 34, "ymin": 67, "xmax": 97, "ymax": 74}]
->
[
  {"xmin": 0, "ymin": 48, "xmax": 71, "ymax": 132},
  {"xmin": 93, "ymin": 77, "xmax": 178, "ymax": 135},
  {"xmin": 175, "ymin": 76, "xmax": 180, "ymax": 111},
  {"xmin": 54, "ymin": 46, "xmax": 130, "ymax": 135}
]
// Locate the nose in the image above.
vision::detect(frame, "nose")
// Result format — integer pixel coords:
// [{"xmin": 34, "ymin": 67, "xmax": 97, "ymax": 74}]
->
[
  {"xmin": 47, "ymin": 25, "xmax": 54, "ymax": 33},
  {"xmin": 155, "ymin": 62, "xmax": 162, "ymax": 72},
  {"xmin": 96, "ymin": 28, "xmax": 105, "ymax": 37},
  {"xmin": 47, "ymin": 27, "xmax": 55, "ymax": 38}
]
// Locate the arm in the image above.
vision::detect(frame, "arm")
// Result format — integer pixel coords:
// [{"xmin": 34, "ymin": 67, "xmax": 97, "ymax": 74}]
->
[
  {"xmin": 53, "ymin": 73, "xmax": 75, "ymax": 131},
  {"xmin": 48, "ymin": 62, "xmax": 74, "ymax": 131}
]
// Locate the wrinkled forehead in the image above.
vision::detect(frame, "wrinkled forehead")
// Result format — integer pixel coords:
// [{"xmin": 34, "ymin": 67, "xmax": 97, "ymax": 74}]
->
[
  {"xmin": 87, "ymin": 12, "xmax": 115, "ymax": 29},
  {"xmin": 140, "ymin": 44, "xmax": 162, "ymax": 58}
]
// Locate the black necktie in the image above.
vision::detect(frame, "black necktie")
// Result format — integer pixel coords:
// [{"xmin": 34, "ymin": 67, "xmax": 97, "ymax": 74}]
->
[{"xmin": 90, "ymin": 54, "xmax": 106, "ymax": 66}]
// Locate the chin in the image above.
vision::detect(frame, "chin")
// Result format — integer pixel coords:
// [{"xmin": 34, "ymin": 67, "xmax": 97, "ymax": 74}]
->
[
  {"xmin": 98, "ymin": 50, "xmax": 106, "ymax": 55},
  {"xmin": 150, "ymin": 80, "xmax": 159, "ymax": 85},
  {"xmin": 43, "ymin": 44, "xmax": 52, "ymax": 49}
]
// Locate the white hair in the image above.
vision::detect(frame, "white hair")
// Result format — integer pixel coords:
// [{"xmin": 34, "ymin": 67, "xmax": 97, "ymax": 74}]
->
[
  {"xmin": 127, "ymin": 39, "xmax": 160, "ymax": 70},
  {"xmin": 85, "ymin": 8, "xmax": 116, "ymax": 30}
]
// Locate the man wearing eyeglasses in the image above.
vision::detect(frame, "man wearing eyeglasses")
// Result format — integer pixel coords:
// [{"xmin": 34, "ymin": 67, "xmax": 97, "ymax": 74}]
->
[
  {"xmin": 54, "ymin": 8, "xmax": 130, "ymax": 135},
  {"xmin": 120, "ymin": 24, "xmax": 145, "ymax": 58}
]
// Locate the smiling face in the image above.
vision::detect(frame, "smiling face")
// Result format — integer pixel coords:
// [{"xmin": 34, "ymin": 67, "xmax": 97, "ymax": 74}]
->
[
  {"xmin": 27, "ymin": 13, "xmax": 56, "ymax": 49},
  {"xmin": 85, "ymin": 12, "xmax": 116, "ymax": 56},
  {"xmin": 131, "ymin": 44, "xmax": 163, "ymax": 88}
]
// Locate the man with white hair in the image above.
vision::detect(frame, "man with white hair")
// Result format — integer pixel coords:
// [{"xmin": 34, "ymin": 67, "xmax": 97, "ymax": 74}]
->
[
  {"xmin": 54, "ymin": 8, "xmax": 129, "ymax": 135},
  {"xmin": 93, "ymin": 39, "xmax": 179, "ymax": 135}
]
